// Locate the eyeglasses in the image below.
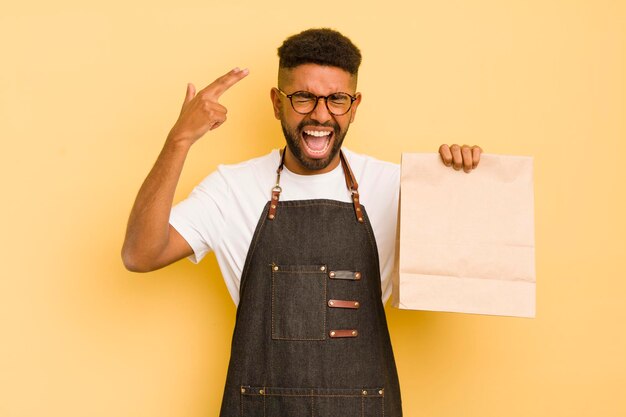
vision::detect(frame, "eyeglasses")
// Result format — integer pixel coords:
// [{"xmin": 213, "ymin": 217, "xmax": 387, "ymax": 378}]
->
[{"xmin": 276, "ymin": 88, "xmax": 358, "ymax": 116}]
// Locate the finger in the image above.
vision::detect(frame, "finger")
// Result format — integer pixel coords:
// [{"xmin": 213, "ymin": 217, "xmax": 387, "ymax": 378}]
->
[
  {"xmin": 202, "ymin": 101, "xmax": 227, "ymax": 116},
  {"xmin": 180, "ymin": 83, "xmax": 196, "ymax": 115},
  {"xmin": 202, "ymin": 67, "xmax": 249, "ymax": 99},
  {"xmin": 450, "ymin": 144, "xmax": 463, "ymax": 170},
  {"xmin": 471, "ymin": 145, "xmax": 482, "ymax": 168},
  {"xmin": 439, "ymin": 144, "xmax": 452, "ymax": 166},
  {"xmin": 209, "ymin": 114, "xmax": 227, "ymax": 131},
  {"xmin": 461, "ymin": 145, "xmax": 473, "ymax": 173},
  {"xmin": 185, "ymin": 83, "xmax": 196, "ymax": 103}
]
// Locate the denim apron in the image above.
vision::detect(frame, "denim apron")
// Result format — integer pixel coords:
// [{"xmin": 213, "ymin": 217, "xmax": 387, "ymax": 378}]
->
[{"xmin": 219, "ymin": 150, "xmax": 402, "ymax": 416}]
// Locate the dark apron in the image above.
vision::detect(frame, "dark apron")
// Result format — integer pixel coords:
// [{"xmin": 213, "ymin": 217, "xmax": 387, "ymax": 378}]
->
[{"xmin": 219, "ymin": 150, "xmax": 402, "ymax": 417}]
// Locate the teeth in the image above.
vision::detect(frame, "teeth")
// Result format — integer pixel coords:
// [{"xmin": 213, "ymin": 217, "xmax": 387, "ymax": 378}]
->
[
  {"xmin": 304, "ymin": 130, "xmax": 332, "ymax": 137},
  {"xmin": 302, "ymin": 131, "xmax": 332, "ymax": 155}
]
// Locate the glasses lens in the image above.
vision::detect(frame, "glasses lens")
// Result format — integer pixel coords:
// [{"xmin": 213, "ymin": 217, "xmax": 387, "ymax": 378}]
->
[
  {"xmin": 290, "ymin": 92, "xmax": 317, "ymax": 114},
  {"xmin": 327, "ymin": 93, "xmax": 352, "ymax": 115}
]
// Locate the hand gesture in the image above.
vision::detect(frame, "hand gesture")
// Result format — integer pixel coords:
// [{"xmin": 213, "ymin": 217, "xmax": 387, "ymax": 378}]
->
[
  {"xmin": 168, "ymin": 67, "xmax": 249, "ymax": 145},
  {"xmin": 439, "ymin": 144, "xmax": 482, "ymax": 173}
]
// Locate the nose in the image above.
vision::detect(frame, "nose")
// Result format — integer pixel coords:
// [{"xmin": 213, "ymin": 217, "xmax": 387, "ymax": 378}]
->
[{"xmin": 309, "ymin": 97, "xmax": 333, "ymax": 123}]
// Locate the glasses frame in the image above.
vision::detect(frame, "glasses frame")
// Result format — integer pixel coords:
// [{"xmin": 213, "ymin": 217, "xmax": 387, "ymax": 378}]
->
[{"xmin": 276, "ymin": 88, "xmax": 358, "ymax": 116}]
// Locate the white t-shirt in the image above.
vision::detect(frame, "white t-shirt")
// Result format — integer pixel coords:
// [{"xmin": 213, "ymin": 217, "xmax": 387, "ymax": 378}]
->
[{"xmin": 170, "ymin": 148, "xmax": 400, "ymax": 305}]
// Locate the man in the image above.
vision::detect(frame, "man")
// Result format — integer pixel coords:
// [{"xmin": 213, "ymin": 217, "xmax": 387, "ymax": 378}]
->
[{"xmin": 122, "ymin": 28, "xmax": 481, "ymax": 417}]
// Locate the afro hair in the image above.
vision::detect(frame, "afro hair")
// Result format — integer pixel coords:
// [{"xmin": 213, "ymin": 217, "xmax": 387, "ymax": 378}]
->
[{"xmin": 277, "ymin": 28, "xmax": 362, "ymax": 75}]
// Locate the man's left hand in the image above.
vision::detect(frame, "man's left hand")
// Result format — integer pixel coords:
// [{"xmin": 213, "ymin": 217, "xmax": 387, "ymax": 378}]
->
[{"xmin": 439, "ymin": 144, "xmax": 482, "ymax": 173}]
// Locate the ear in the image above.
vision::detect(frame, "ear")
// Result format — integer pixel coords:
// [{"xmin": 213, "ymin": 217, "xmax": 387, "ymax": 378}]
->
[
  {"xmin": 348, "ymin": 92, "xmax": 362, "ymax": 123},
  {"xmin": 270, "ymin": 88, "xmax": 282, "ymax": 120}
]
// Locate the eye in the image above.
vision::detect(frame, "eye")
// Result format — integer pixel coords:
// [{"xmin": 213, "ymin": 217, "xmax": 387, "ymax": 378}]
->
[
  {"xmin": 292, "ymin": 92, "xmax": 316, "ymax": 104},
  {"xmin": 328, "ymin": 93, "xmax": 350, "ymax": 105}
]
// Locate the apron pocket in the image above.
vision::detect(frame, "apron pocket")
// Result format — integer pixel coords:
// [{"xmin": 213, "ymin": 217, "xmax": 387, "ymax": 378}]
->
[
  {"xmin": 241, "ymin": 386, "xmax": 384, "ymax": 417},
  {"xmin": 271, "ymin": 263, "xmax": 327, "ymax": 340}
]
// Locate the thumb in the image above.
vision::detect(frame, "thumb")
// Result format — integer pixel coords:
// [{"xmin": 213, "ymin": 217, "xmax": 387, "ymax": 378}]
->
[{"xmin": 180, "ymin": 83, "xmax": 196, "ymax": 113}]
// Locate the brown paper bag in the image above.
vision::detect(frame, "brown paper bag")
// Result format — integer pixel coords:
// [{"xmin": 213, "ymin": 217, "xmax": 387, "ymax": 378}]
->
[{"xmin": 392, "ymin": 153, "xmax": 535, "ymax": 318}]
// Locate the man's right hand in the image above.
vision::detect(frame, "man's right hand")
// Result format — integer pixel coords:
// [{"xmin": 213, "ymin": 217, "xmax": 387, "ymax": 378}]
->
[
  {"xmin": 167, "ymin": 67, "xmax": 249, "ymax": 145},
  {"xmin": 122, "ymin": 68, "xmax": 249, "ymax": 272}
]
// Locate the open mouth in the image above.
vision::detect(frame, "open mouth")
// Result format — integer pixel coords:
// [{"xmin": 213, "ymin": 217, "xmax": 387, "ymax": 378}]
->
[{"xmin": 301, "ymin": 129, "xmax": 333, "ymax": 158}]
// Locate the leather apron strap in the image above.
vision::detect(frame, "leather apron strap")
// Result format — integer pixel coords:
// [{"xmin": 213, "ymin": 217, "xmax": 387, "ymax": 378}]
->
[{"xmin": 267, "ymin": 148, "xmax": 364, "ymax": 223}]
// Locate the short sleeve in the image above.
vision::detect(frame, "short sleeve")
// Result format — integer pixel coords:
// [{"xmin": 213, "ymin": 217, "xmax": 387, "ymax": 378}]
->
[{"xmin": 169, "ymin": 170, "xmax": 230, "ymax": 264}]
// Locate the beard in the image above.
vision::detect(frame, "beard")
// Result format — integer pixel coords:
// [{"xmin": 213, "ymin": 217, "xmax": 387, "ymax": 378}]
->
[{"xmin": 280, "ymin": 118, "xmax": 350, "ymax": 171}]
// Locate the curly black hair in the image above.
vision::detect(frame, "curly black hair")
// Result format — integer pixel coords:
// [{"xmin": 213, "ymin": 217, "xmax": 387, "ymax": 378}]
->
[{"xmin": 277, "ymin": 28, "xmax": 362, "ymax": 75}]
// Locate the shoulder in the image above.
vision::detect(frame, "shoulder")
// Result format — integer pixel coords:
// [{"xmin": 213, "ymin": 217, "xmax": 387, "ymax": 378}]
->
[
  {"xmin": 215, "ymin": 150, "xmax": 280, "ymax": 179},
  {"xmin": 194, "ymin": 150, "xmax": 279, "ymax": 192},
  {"xmin": 342, "ymin": 148, "xmax": 400, "ymax": 189}
]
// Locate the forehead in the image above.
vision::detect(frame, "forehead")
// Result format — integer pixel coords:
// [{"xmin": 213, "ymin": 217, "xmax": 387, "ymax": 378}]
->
[{"xmin": 278, "ymin": 63, "xmax": 357, "ymax": 94}]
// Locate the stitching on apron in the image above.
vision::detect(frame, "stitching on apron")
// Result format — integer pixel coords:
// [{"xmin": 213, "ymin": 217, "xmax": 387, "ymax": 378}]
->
[
  {"xmin": 244, "ymin": 393, "xmax": 382, "ymax": 398},
  {"xmin": 239, "ymin": 203, "xmax": 270, "ymax": 298},
  {"xmin": 361, "ymin": 212, "xmax": 379, "ymax": 270},
  {"xmin": 271, "ymin": 266, "xmax": 327, "ymax": 341},
  {"xmin": 280, "ymin": 202, "xmax": 354, "ymax": 209},
  {"xmin": 361, "ymin": 395, "xmax": 365, "ymax": 417}
]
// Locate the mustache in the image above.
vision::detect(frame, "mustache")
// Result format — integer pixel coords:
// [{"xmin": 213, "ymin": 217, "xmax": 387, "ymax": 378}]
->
[{"xmin": 297, "ymin": 120, "xmax": 339, "ymax": 131}]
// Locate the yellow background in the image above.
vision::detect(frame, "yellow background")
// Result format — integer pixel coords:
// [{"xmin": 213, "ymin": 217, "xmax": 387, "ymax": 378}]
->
[{"xmin": 1, "ymin": 0, "xmax": 624, "ymax": 416}]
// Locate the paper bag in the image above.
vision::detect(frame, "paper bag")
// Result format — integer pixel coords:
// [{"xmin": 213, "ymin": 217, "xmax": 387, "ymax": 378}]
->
[{"xmin": 393, "ymin": 153, "xmax": 535, "ymax": 318}]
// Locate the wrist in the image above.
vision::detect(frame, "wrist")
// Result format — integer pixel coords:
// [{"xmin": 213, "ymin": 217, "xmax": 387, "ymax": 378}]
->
[{"xmin": 165, "ymin": 130, "xmax": 196, "ymax": 150}]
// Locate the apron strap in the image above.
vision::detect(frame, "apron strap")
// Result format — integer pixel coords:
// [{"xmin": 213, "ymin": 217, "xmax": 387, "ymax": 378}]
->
[
  {"xmin": 268, "ymin": 148, "xmax": 364, "ymax": 224},
  {"xmin": 267, "ymin": 148, "xmax": 286, "ymax": 220},
  {"xmin": 340, "ymin": 151, "xmax": 364, "ymax": 223}
]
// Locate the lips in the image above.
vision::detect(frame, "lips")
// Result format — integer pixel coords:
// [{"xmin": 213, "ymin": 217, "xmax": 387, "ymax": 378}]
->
[{"xmin": 301, "ymin": 129, "xmax": 333, "ymax": 158}]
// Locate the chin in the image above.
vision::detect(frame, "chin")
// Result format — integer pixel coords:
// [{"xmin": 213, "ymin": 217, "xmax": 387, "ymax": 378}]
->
[
  {"xmin": 280, "ymin": 119, "xmax": 349, "ymax": 172},
  {"xmin": 286, "ymin": 135, "xmax": 344, "ymax": 172}
]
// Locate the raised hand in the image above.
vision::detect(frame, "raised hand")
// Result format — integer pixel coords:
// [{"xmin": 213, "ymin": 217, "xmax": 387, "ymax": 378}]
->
[
  {"xmin": 122, "ymin": 68, "xmax": 248, "ymax": 272},
  {"xmin": 168, "ymin": 67, "xmax": 249, "ymax": 145}
]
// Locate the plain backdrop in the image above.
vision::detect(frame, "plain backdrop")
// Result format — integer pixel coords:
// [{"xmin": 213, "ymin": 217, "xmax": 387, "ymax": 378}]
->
[{"xmin": 1, "ymin": 1, "xmax": 625, "ymax": 416}]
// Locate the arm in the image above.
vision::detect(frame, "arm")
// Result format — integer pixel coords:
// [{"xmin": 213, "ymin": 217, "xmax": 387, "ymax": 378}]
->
[{"xmin": 121, "ymin": 68, "xmax": 249, "ymax": 272}]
